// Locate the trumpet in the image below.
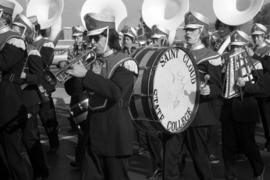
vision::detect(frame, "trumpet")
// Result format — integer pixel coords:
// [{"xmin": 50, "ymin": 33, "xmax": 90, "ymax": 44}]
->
[{"xmin": 55, "ymin": 49, "xmax": 96, "ymax": 83}]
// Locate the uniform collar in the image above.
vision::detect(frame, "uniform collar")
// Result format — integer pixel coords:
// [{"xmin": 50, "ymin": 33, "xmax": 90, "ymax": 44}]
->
[
  {"xmin": 190, "ymin": 43, "xmax": 205, "ymax": 50},
  {"xmin": 103, "ymin": 49, "xmax": 114, "ymax": 57},
  {"xmin": 34, "ymin": 35, "xmax": 43, "ymax": 42}
]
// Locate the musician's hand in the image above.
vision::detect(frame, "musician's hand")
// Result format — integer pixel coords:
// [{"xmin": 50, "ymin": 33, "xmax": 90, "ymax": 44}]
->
[
  {"xmin": 66, "ymin": 61, "xmax": 87, "ymax": 78},
  {"xmin": 246, "ymin": 47, "xmax": 254, "ymax": 57},
  {"xmin": 200, "ymin": 84, "xmax": 210, "ymax": 96},
  {"xmin": 236, "ymin": 77, "xmax": 246, "ymax": 87}
]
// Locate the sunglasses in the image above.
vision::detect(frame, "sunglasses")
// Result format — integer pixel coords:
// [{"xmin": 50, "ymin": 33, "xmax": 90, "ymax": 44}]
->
[{"xmin": 89, "ymin": 35, "xmax": 100, "ymax": 42}]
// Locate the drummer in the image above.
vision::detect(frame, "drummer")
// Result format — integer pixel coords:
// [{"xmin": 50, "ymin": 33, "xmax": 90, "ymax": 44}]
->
[{"xmin": 164, "ymin": 11, "xmax": 222, "ymax": 180}]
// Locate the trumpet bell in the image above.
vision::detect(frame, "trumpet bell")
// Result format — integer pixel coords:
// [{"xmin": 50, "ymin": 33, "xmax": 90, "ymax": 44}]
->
[
  {"xmin": 26, "ymin": 0, "xmax": 64, "ymax": 29},
  {"xmin": 213, "ymin": 0, "xmax": 264, "ymax": 26}
]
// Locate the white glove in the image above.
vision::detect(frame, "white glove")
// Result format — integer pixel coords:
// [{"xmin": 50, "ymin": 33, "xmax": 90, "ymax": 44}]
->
[{"xmin": 7, "ymin": 38, "xmax": 26, "ymax": 50}]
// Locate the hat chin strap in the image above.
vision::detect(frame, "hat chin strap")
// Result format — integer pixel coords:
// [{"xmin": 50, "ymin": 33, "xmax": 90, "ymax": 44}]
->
[{"xmin": 102, "ymin": 27, "xmax": 109, "ymax": 55}]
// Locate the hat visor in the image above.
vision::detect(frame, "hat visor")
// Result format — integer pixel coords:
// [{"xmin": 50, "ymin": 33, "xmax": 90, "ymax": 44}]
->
[
  {"xmin": 251, "ymin": 31, "xmax": 265, "ymax": 35},
  {"xmin": 151, "ymin": 34, "xmax": 166, "ymax": 39},
  {"xmin": 72, "ymin": 33, "xmax": 83, "ymax": 37},
  {"xmin": 183, "ymin": 24, "xmax": 202, "ymax": 29},
  {"xmin": 230, "ymin": 42, "xmax": 247, "ymax": 46},
  {"xmin": 87, "ymin": 26, "xmax": 107, "ymax": 36},
  {"xmin": 124, "ymin": 32, "xmax": 135, "ymax": 39}
]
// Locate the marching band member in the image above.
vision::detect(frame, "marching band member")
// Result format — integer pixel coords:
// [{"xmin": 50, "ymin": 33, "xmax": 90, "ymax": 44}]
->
[
  {"xmin": 64, "ymin": 25, "xmax": 87, "ymax": 133},
  {"xmin": 221, "ymin": 30, "xmax": 264, "ymax": 180},
  {"xmin": 123, "ymin": 27, "xmax": 138, "ymax": 55},
  {"xmin": 12, "ymin": 13, "xmax": 50, "ymax": 179},
  {"xmin": 67, "ymin": 11, "xmax": 138, "ymax": 180},
  {"xmin": 251, "ymin": 23, "xmax": 270, "ymax": 152},
  {"xmin": 146, "ymin": 25, "xmax": 171, "ymax": 180},
  {"xmin": 63, "ymin": 25, "xmax": 89, "ymax": 168},
  {"xmin": 0, "ymin": 1, "xmax": 33, "ymax": 179},
  {"xmin": 28, "ymin": 15, "xmax": 59, "ymax": 153},
  {"xmin": 150, "ymin": 25, "xmax": 169, "ymax": 47},
  {"xmin": 165, "ymin": 11, "xmax": 222, "ymax": 180}
]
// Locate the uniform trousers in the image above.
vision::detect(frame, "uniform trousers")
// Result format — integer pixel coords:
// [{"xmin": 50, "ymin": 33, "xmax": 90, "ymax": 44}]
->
[
  {"xmin": 39, "ymin": 95, "xmax": 59, "ymax": 149},
  {"xmin": 81, "ymin": 148, "xmax": 130, "ymax": 180},
  {"xmin": 164, "ymin": 127, "xmax": 213, "ymax": 180},
  {"xmin": 75, "ymin": 120, "xmax": 88, "ymax": 165},
  {"xmin": 221, "ymin": 102, "xmax": 264, "ymax": 177},
  {"xmin": 22, "ymin": 105, "xmax": 48, "ymax": 178},
  {"xmin": 257, "ymin": 97, "xmax": 270, "ymax": 143},
  {"xmin": 0, "ymin": 128, "xmax": 33, "ymax": 180},
  {"xmin": 146, "ymin": 132, "xmax": 163, "ymax": 172}
]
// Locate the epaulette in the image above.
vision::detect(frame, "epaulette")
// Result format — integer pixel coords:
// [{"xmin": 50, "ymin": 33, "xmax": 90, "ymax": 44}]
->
[
  {"xmin": 122, "ymin": 59, "xmax": 138, "ymax": 75},
  {"xmin": 28, "ymin": 50, "xmax": 41, "ymax": 57},
  {"xmin": 43, "ymin": 42, "xmax": 54, "ymax": 49},
  {"xmin": 197, "ymin": 54, "xmax": 222, "ymax": 66},
  {"xmin": 7, "ymin": 38, "xmax": 26, "ymax": 51}
]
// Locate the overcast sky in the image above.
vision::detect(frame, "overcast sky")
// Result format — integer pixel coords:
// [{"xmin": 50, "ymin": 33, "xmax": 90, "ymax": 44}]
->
[{"xmin": 17, "ymin": 0, "xmax": 270, "ymax": 27}]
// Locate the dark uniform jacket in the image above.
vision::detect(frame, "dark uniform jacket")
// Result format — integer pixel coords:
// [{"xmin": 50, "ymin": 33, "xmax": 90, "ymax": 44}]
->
[
  {"xmin": 82, "ymin": 51, "xmax": 136, "ymax": 156},
  {"xmin": 64, "ymin": 43, "xmax": 88, "ymax": 106},
  {"xmin": 0, "ymin": 29, "xmax": 27, "ymax": 127},
  {"xmin": 245, "ymin": 51, "xmax": 270, "ymax": 98},
  {"xmin": 22, "ymin": 51, "xmax": 44, "ymax": 108},
  {"xmin": 190, "ymin": 46, "xmax": 222, "ymax": 127},
  {"xmin": 33, "ymin": 36, "xmax": 55, "ymax": 93}
]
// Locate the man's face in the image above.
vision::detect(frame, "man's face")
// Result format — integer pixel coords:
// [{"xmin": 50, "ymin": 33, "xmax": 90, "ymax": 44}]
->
[
  {"xmin": 252, "ymin": 34, "xmax": 265, "ymax": 46},
  {"xmin": 218, "ymin": 24, "xmax": 231, "ymax": 38},
  {"xmin": 184, "ymin": 28, "xmax": 201, "ymax": 45},
  {"xmin": 74, "ymin": 35, "xmax": 83, "ymax": 44},
  {"xmin": 124, "ymin": 36, "xmax": 133, "ymax": 48},
  {"xmin": 90, "ymin": 34, "xmax": 107, "ymax": 55}
]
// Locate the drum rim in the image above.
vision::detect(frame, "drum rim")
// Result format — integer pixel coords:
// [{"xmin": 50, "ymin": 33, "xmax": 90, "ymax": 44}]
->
[{"xmin": 128, "ymin": 46, "xmax": 201, "ymax": 134}]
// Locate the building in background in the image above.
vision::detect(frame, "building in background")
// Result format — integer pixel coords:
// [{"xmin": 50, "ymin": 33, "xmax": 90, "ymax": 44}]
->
[{"xmin": 53, "ymin": 27, "xmax": 74, "ymax": 66}]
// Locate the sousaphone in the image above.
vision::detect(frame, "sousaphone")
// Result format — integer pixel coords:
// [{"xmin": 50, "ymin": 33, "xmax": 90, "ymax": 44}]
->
[
  {"xmin": 213, "ymin": 0, "xmax": 264, "ymax": 54},
  {"xmin": 213, "ymin": 0, "xmax": 264, "ymax": 99},
  {"xmin": 25, "ymin": 0, "xmax": 64, "ymax": 43},
  {"xmin": 213, "ymin": 0, "xmax": 264, "ymax": 26},
  {"xmin": 142, "ymin": 0, "xmax": 189, "ymax": 44}
]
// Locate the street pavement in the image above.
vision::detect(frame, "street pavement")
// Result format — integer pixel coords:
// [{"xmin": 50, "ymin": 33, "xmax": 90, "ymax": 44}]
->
[{"xmin": 39, "ymin": 87, "xmax": 270, "ymax": 180}]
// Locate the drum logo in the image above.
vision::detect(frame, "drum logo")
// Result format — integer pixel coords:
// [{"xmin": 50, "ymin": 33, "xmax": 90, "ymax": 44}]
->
[{"xmin": 152, "ymin": 48, "xmax": 198, "ymax": 133}]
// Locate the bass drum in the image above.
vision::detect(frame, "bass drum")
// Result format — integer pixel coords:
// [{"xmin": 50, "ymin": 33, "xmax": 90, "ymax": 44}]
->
[{"xmin": 129, "ymin": 46, "xmax": 200, "ymax": 134}]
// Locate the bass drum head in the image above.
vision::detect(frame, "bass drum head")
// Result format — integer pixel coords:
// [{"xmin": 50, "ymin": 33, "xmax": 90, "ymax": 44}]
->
[
  {"xmin": 152, "ymin": 47, "xmax": 200, "ymax": 133},
  {"xmin": 129, "ymin": 46, "xmax": 200, "ymax": 134}
]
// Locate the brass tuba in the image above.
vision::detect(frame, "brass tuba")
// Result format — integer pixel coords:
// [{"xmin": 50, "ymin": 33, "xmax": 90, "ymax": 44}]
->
[
  {"xmin": 142, "ymin": 0, "xmax": 189, "ymax": 45},
  {"xmin": 25, "ymin": 0, "xmax": 64, "ymax": 44},
  {"xmin": 213, "ymin": 0, "xmax": 263, "ymax": 99},
  {"xmin": 213, "ymin": 0, "xmax": 264, "ymax": 26}
]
